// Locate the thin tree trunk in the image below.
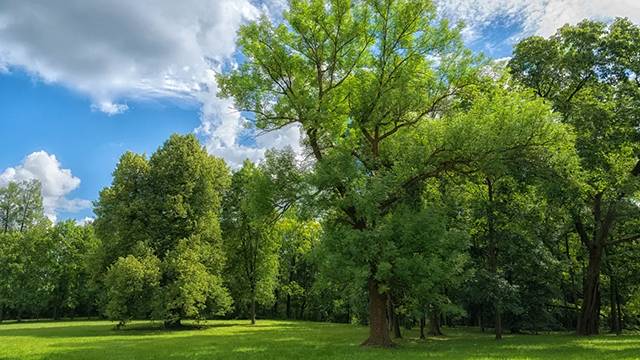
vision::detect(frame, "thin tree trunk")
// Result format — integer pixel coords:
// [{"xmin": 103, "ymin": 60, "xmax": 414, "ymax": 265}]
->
[
  {"xmin": 393, "ymin": 312, "xmax": 402, "ymax": 339},
  {"xmin": 610, "ymin": 277, "xmax": 618, "ymax": 334},
  {"xmin": 616, "ymin": 290, "xmax": 623, "ymax": 335},
  {"xmin": 565, "ymin": 234, "xmax": 578, "ymax": 329},
  {"xmin": 250, "ymin": 298, "xmax": 256, "ymax": 325},
  {"xmin": 361, "ymin": 278, "xmax": 394, "ymax": 347},
  {"xmin": 272, "ymin": 289, "xmax": 279, "ymax": 317},
  {"xmin": 495, "ymin": 309, "xmax": 503, "ymax": 340},
  {"xmin": 485, "ymin": 178, "xmax": 502, "ymax": 341},
  {"xmin": 298, "ymin": 297, "xmax": 306, "ymax": 320},
  {"xmin": 388, "ymin": 294, "xmax": 402, "ymax": 338},
  {"xmin": 419, "ymin": 313, "xmax": 426, "ymax": 340},
  {"xmin": 286, "ymin": 293, "xmax": 291, "ymax": 319}
]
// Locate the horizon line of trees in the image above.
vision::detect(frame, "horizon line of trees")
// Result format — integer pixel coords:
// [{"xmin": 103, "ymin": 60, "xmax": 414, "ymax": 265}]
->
[{"xmin": 1, "ymin": 0, "xmax": 640, "ymax": 349}]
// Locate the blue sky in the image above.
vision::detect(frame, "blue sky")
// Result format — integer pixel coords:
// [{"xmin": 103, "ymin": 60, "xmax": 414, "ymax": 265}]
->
[{"xmin": 0, "ymin": 0, "xmax": 638, "ymax": 222}]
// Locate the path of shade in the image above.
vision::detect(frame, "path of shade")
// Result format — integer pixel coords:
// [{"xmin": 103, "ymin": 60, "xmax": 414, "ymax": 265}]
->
[{"xmin": 1, "ymin": 320, "xmax": 639, "ymax": 359}]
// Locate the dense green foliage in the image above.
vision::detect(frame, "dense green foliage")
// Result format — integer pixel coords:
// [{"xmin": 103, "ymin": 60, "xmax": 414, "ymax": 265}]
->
[
  {"xmin": 93, "ymin": 134, "xmax": 232, "ymax": 327},
  {"xmin": 1, "ymin": 0, "xmax": 639, "ymax": 356}
]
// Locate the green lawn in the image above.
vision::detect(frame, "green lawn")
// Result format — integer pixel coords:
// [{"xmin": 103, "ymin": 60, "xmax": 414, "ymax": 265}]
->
[{"xmin": 0, "ymin": 320, "xmax": 639, "ymax": 359}]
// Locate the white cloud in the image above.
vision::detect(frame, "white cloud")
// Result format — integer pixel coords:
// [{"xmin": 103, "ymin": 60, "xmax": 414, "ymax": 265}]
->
[
  {"xmin": 0, "ymin": 0, "xmax": 301, "ymax": 166},
  {"xmin": 91, "ymin": 101, "xmax": 129, "ymax": 116},
  {"xmin": 0, "ymin": 151, "xmax": 91, "ymax": 222},
  {"xmin": 437, "ymin": 0, "xmax": 640, "ymax": 42}
]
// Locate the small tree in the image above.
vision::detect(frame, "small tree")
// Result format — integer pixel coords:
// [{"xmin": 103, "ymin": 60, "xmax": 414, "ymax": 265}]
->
[
  {"xmin": 104, "ymin": 248, "xmax": 161, "ymax": 329},
  {"xmin": 223, "ymin": 160, "xmax": 281, "ymax": 324}
]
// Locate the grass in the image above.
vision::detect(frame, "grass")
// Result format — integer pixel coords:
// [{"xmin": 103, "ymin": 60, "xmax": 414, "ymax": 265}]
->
[{"xmin": 1, "ymin": 320, "xmax": 639, "ymax": 359}]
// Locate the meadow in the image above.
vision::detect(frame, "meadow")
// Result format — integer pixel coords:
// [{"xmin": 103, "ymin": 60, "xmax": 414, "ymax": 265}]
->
[{"xmin": 1, "ymin": 320, "xmax": 639, "ymax": 360}]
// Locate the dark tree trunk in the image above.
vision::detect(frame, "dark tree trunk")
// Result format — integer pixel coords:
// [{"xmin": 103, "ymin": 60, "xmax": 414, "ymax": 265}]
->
[
  {"xmin": 495, "ymin": 309, "xmax": 503, "ymax": 340},
  {"xmin": 388, "ymin": 294, "xmax": 402, "ymax": 339},
  {"xmin": 419, "ymin": 313, "xmax": 426, "ymax": 339},
  {"xmin": 361, "ymin": 278, "xmax": 394, "ymax": 347},
  {"xmin": 287, "ymin": 259, "xmax": 294, "ymax": 319},
  {"xmin": 577, "ymin": 244, "xmax": 602, "ymax": 335},
  {"xmin": 393, "ymin": 313, "xmax": 402, "ymax": 339},
  {"xmin": 250, "ymin": 298, "xmax": 256, "ymax": 325},
  {"xmin": 272, "ymin": 290, "xmax": 279, "ymax": 318},
  {"xmin": 428, "ymin": 309, "xmax": 443, "ymax": 336},
  {"xmin": 609, "ymin": 277, "xmax": 621, "ymax": 335},
  {"xmin": 298, "ymin": 297, "xmax": 306, "ymax": 320},
  {"xmin": 485, "ymin": 178, "xmax": 502, "ymax": 341},
  {"xmin": 564, "ymin": 234, "xmax": 578, "ymax": 329},
  {"xmin": 616, "ymin": 290, "xmax": 623, "ymax": 334}
]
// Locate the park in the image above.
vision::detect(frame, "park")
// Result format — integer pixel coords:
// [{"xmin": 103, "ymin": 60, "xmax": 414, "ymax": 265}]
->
[{"xmin": 1, "ymin": 0, "xmax": 640, "ymax": 358}]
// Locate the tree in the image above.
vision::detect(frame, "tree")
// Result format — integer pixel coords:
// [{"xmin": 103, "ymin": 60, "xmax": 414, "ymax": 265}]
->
[
  {"xmin": 0, "ymin": 180, "xmax": 46, "ymax": 233},
  {"xmin": 95, "ymin": 134, "xmax": 232, "ymax": 328},
  {"xmin": 223, "ymin": 160, "xmax": 282, "ymax": 324},
  {"xmin": 219, "ymin": 0, "xmax": 573, "ymax": 346},
  {"xmin": 47, "ymin": 221, "xmax": 100, "ymax": 320},
  {"xmin": 274, "ymin": 214, "xmax": 321, "ymax": 319},
  {"xmin": 104, "ymin": 247, "xmax": 161, "ymax": 329},
  {"xmin": 509, "ymin": 18, "xmax": 640, "ymax": 335},
  {"xmin": 94, "ymin": 152, "xmax": 151, "ymax": 269}
]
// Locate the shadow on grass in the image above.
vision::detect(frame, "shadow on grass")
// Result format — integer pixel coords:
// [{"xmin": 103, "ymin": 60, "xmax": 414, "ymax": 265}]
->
[{"xmin": 1, "ymin": 322, "xmax": 640, "ymax": 360}]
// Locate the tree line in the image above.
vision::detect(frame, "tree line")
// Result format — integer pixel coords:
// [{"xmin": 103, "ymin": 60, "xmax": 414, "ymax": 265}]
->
[{"xmin": 1, "ymin": 0, "xmax": 639, "ymax": 348}]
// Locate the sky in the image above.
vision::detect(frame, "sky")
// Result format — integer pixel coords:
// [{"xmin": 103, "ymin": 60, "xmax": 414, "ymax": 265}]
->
[{"xmin": 1, "ymin": 0, "xmax": 639, "ymax": 223}]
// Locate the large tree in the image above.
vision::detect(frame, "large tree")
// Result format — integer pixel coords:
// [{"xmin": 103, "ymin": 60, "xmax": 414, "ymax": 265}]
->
[
  {"xmin": 509, "ymin": 18, "xmax": 640, "ymax": 335},
  {"xmin": 94, "ymin": 134, "xmax": 232, "ymax": 327},
  {"xmin": 219, "ymin": 0, "xmax": 573, "ymax": 346}
]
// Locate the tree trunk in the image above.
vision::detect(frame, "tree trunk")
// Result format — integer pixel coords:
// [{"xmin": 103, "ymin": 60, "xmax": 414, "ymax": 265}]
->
[
  {"xmin": 286, "ymin": 293, "xmax": 292, "ymax": 319},
  {"xmin": 272, "ymin": 290, "xmax": 279, "ymax": 318},
  {"xmin": 393, "ymin": 313, "xmax": 402, "ymax": 339},
  {"xmin": 610, "ymin": 278, "xmax": 618, "ymax": 334},
  {"xmin": 495, "ymin": 309, "xmax": 503, "ymax": 340},
  {"xmin": 419, "ymin": 313, "xmax": 426, "ymax": 339},
  {"xmin": 577, "ymin": 244, "xmax": 602, "ymax": 335},
  {"xmin": 298, "ymin": 297, "xmax": 306, "ymax": 320},
  {"xmin": 250, "ymin": 298, "xmax": 256, "ymax": 325},
  {"xmin": 361, "ymin": 278, "xmax": 394, "ymax": 347},
  {"xmin": 616, "ymin": 290, "xmax": 623, "ymax": 335},
  {"xmin": 388, "ymin": 294, "xmax": 402, "ymax": 339},
  {"xmin": 565, "ymin": 234, "xmax": 578, "ymax": 329},
  {"xmin": 485, "ymin": 178, "xmax": 502, "ymax": 341},
  {"xmin": 428, "ymin": 308, "xmax": 443, "ymax": 336}
]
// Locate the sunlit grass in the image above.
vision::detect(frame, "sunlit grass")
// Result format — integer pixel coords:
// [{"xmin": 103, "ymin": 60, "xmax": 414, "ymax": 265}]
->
[{"xmin": 0, "ymin": 320, "xmax": 638, "ymax": 359}]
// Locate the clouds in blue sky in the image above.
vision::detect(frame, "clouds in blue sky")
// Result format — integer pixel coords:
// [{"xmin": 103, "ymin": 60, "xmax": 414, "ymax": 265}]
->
[
  {"xmin": 0, "ymin": 151, "xmax": 91, "ymax": 222},
  {"xmin": 1, "ymin": 0, "xmax": 639, "ymax": 221},
  {"xmin": 437, "ymin": 0, "xmax": 640, "ymax": 56}
]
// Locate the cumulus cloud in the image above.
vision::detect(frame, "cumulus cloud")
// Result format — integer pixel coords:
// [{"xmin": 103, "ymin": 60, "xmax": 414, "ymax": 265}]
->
[
  {"xmin": 0, "ymin": 0, "xmax": 302, "ymax": 167},
  {"xmin": 0, "ymin": 151, "xmax": 91, "ymax": 222},
  {"xmin": 436, "ymin": 0, "xmax": 640, "ymax": 43}
]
